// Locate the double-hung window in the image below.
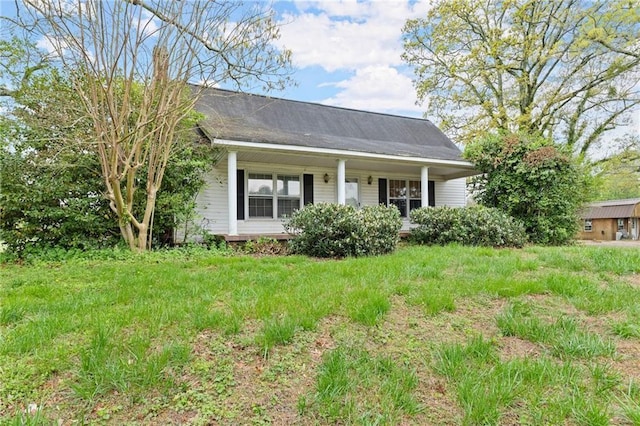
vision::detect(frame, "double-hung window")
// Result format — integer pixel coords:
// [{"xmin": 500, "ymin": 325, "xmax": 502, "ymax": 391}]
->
[
  {"xmin": 584, "ymin": 219, "xmax": 592, "ymax": 232},
  {"xmin": 389, "ymin": 179, "xmax": 422, "ymax": 217},
  {"xmin": 277, "ymin": 175, "xmax": 301, "ymax": 217},
  {"xmin": 248, "ymin": 173, "xmax": 300, "ymax": 218}
]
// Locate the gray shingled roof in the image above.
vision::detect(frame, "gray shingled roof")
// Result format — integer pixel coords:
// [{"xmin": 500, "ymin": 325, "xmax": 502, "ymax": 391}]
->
[
  {"xmin": 581, "ymin": 199, "xmax": 640, "ymax": 219},
  {"xmin": 194, "ymin": 87, "xmax": 466, "ymax": 162}
]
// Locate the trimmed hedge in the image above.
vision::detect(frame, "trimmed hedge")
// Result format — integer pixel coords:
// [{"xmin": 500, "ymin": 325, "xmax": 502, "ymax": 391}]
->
[
  {"xmin": 283, "ymin": 203, "xmax": 402, "ymax": 257},
  {"xmin": 409, "ymin": 205, "xmax": 527, "ymax": 248}
]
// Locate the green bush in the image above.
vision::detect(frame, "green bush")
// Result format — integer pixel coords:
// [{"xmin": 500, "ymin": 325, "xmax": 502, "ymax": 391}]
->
[
  {"xmin": 409, "ymin": 205, "xmax": 527, "ymax": 248},
  {"xmin": 283, "ymin": 203, "xmax": 402, "ymax": 258},
  {"xmin": 463, "ymin": 132, "xmax": 587, "ymax": 245}
]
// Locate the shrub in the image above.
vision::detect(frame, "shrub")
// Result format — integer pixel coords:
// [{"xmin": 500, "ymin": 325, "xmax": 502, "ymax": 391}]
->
[
  {"xmin": 283, "ymin": 203, "xmax": 402, "ymax": 258},
  {"xmin": 409, "ymin": 205, "xmax": 527, "ymax": 248},
  {"xmin": 464, "ymin": 132, "xmax": 587, "ymax": 245}
]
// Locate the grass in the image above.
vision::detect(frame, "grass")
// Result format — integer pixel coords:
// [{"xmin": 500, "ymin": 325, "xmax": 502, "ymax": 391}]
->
[
  {"xmin": 1, "ymin": 244, "xmax": 640, "ymax": 424},
  {"xmin": 496, "ymin": 301, "xmax": 617, "ymax": 358}
]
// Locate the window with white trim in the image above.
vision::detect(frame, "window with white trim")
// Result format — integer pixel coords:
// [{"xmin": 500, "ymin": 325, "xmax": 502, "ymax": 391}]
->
[
  {"xmin": 584, "ymin": 219, "xmax": 592, "ymax": 232},
  {"xmin": 389, "ymin": 179, "xmax": 421, "ymax": 217},
  {"xmin": 617, "ymin": 218, "xmax": 625, "ymax": 231},
  {"xmin": 247, "ymin": 173, "xmax": 300, "ymax": 218},
  {"xmin": 276, "ymin": 175, "xmax": 301, "ymax": 217}
]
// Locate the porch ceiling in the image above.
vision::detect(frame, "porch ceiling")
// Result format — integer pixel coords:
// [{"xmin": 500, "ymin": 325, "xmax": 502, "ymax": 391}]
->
[{"xmin": 235, "ymin": 148, "xmax": 477, "ymax": 180}]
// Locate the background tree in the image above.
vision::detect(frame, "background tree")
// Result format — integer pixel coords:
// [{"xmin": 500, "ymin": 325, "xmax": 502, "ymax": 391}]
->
[
  {"xmin": 402, "ymin": 0, "xmax": 640, "ymax": 158},
  {"xmin": 589, "ymin": 136, "xmax": 640, "ymax": 200},
  {"xmin": 0, "ymin": 38, "xmax": 221, "ymax": 255},
  {"xmin": 464, "ymin": 133, "xmax": 587, "ymax": 245},
  {"xmin": 13, "ymin": 0, "xmax": 291, "ymax": 251},
  {"xmin": 0, "ymin": 61, "xmax": 118, "ymax": 253}
]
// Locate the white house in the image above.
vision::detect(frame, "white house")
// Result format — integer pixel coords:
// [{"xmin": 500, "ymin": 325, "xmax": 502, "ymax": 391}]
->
[{"xmin": 190, "ymin": 87, "xmax": 477, "ymax": 241}]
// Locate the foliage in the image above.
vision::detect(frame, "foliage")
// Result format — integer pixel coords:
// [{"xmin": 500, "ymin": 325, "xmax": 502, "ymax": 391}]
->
[
  {"xmin": 589, "ymin": 138, "xmax": 640, "ymax": 201},
  {"xmin": 284, "ymin": 203, "xmax": 402, "ymax": 258},
  {"xmin": 409, "ymin": 205, "xmax": 527, "ymax": 248},
  {"xmin": 0, "ymin": 53, "xmax": 219, "ymax": 256},
  {"xmin": 10, "ymin": 0, "xmax": 292, "ymax": 251},
  {"xmin": 464, "ymin": 133, "xmax": 587, "ymax": 245},
  {"xmin": 402, "ymin": 0, "xmax": 640, "ymax": 157},
  {"xmin": 0, "ymin": 65, "xmax": 119, "ymax": 253}
]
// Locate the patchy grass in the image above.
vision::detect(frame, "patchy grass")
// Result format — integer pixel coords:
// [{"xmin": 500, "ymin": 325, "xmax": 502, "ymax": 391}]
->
[{"xmin": 1, "ymin": 244, "xmax": 640, "ymax": 424}]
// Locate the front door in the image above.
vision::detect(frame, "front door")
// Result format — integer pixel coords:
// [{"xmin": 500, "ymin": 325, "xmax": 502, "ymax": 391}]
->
[{"xmin": 345, "ymin": 178, "xmax": 359, "ymax": 208}]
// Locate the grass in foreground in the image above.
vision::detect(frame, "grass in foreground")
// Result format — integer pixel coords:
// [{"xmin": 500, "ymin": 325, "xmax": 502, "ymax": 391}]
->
[{"xmin": 1, "ymin": 244, "xmax": 640, "ymax": 424}]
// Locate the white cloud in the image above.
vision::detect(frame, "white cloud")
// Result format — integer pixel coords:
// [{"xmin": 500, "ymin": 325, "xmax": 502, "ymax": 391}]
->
[
  {"xmin": 278, "ymin": 0, "xmax": 431, "ymax": 72},
  {"xmin": 138, "ymin": 10, "xmax": 159, "ymax": 38},
  {"xmin": 320, "ymin": 65, "xmax": 422, "ymax": 115},
  {"xmin": 274, "ymin": 0, "xmax": 433, "ymax": 115},
  {"xmin": 36, "ymin": 35, "xmax": 71, "ymax": 58}
]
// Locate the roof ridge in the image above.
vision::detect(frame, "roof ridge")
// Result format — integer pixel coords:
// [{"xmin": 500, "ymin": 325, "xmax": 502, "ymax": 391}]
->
[
  {"xmin": 589, "ymin": 198, "xmax": 640, "ymax": 205},
  {"xmin": 191, "ymin": 84, "xmax": 431, "ymax": 123}
]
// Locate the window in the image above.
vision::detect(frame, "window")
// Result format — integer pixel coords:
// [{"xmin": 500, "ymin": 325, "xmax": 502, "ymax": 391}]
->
[
  {"xmin": 389, "ymin": 179, "xmax": 407, "ymax": 216},
  {"xmin": 584, "ymin": 219, "xmax": 592, "ymax": 232},
  {"xmin": 389, "ymin": 179, "xmax": 422, "ymax": 217},
  {"xmin": 276, "ymin": 175, "xmax": 301, "ymax": 218},
  {"xmin": 248, "ymin": 173, "xmax": 273, "ymax": 218},
  {"xmin": 408, "ymin": 180, "xmax": 421, "ymax": 212},
  {"xmin": 617, "ymin": 219, "xmax": 625, "ymax": 231},
  {"xmin": 248, "ymin": 173, "xmax": 300, "ymax": 218}
]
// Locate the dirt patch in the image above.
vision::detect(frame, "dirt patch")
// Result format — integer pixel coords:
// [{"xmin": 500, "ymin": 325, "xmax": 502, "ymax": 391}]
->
[
  {"xmin": 612, "ymin": 338, "xmax": 640, "ymax": 381},
  {"xmin": 624, "ymin": 273, "xmax": 640, "ymax": 288},
  {"xmin": 498, "ymin": 336, "xmax": 543, "ymax": 360}
]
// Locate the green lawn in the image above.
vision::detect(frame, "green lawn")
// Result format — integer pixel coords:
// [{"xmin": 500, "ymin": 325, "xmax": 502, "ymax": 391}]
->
[{"xmin": 1, "ymin": 245, "xmax": 640, "ymax": 425}]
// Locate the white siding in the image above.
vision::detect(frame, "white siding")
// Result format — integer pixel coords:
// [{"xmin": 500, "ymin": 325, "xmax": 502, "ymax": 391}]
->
[
  {"xmin": 183, "ymin": 159, "xmax": 468, "ymax": 237},
  {"xmin": 190, "ymin": 159, "xmax": 230, "ymax": 236},
  {"xmin": 435, "ymin": 178, "xmax": 467, "ymax": 207}
]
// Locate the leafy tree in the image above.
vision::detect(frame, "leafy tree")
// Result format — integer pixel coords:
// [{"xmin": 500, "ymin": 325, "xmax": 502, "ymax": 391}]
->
[
  {"xmin": 402, "ymin": 0, "xmax": 640, "ymax": 157},
  {"xmin": 11, "ymin": 0, "xmax": 291, "ymax": 251},
  {"xmin": 464, "ymin": 133, "xmax": 587, "ymax": 245},
  {"xmin": 590, "ymin": 137, "xmax": 640, "ymax": 200},
  {"xmin": 0, "ymin": 39, "xmax": 219, "ymax": 255}
]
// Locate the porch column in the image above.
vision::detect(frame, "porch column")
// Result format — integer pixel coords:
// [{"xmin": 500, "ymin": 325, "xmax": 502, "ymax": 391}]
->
[
  {"xmin": 421, "ymin": 166, "xmax": 429, "ymax": 207},
  {"xmin": 337, "ymin": 159, "xmax": 346, "ymax": 205},
  {"xmin": 227, "ymin": 151, "xmax": 238, "ymax": 235}
]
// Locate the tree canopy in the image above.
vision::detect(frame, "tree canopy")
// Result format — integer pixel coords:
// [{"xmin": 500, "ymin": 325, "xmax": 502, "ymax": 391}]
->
[
  {"xmin": 402, "ymin": 0, "xmax": 640, "ymax": 158},
  {"xmin": 590, "ymin": 136, "xmax": 640, "ymax": 200},
  {"xmin": 0, "ymin": 38, "xmax": 221, "ymax": 256},
  {"xmin": 2, "ymin": 1, "xmax": 292, "ymax": 251}
]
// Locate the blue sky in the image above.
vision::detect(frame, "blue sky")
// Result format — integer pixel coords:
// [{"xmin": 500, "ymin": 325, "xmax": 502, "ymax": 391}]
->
[
  {"xmin": 2, "ymin": 0, "xmax": 637, "ymax": 138},
  {"xmin": 0, "ymin": 0, "xmax": 429, "ymax": 118},
  {"xmin": 269, "ymin": 0, "xmax": 429, "ymax": 118}
]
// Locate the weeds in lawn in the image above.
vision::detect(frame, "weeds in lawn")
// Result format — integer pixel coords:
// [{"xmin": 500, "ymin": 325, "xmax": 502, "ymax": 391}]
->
[
  {"xmin": 309, "ymin": 345, "xmax": 422, "ymax": 423},
  {"xmin": 611, "ymin": 319, "xmax": 640, "ymax": 339},
  {"xmin": 73, "ymin": 326, "xmax": 190, "ymax": 399},
  {"xmin": 590, "ymin": 364, "xmax": 621, "ymax": 395},
  {"xmin": 0, "ymin": 306, "xmax": 25, "ymax": 326},
  {"xmin": 433, "ymin": 335, "xmax": 617, "ymax": 425},
  {"xmin": 406, "ymin": 284, "xmax": 456, "ymax": 316},
  {"xmin": 346, "ymin": 289, "xmax": 390, "ymax": 326},
  {"xmin": 496, "ymin": 301, "xmax": 616, "ymax": 358},
  {"xmin": 2, "ymin": 244, "xmax": 640, "ymax": 424},
  {"xmin": 256, "ymin": 315, "xmax": 298, "ymax": 357},
  {"xmin": 619, "ymin": 381, "xmax": 640, "ymax": 424}
]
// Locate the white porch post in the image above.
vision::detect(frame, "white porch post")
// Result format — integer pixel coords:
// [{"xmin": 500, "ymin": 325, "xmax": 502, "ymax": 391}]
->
[
  {"xmin": 421, "ymin": 166, "xmax": 429, "ymax": 208},
  {"xmin": 337, "ymin": 159, "xmax": 346, "ymax": 205},
  {"xmin": 227, "ymin": 151, "xmax": 238, "ymax": 235}
]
